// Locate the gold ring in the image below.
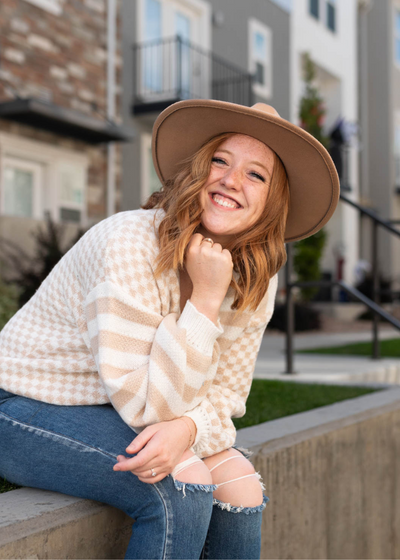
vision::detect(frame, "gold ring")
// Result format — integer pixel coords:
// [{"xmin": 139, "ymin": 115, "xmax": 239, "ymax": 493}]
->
[
  {"xmin": 151, "ymin": 468, "xmax": 156, "ymax": 477},
  {"xmin": 202, "ymin": 238, "xmax": 214, "ymax": 247}
]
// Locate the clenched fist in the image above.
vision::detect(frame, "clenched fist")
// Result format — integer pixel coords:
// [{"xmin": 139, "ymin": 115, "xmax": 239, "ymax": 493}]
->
[{"xmin": 185, "ymin": 233, "xmax": 233, "ymax": 323}]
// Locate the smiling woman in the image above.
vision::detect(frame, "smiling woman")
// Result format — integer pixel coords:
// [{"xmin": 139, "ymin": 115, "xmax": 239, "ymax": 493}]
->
[{"xmin": 0, "ymin": 99, "xmax": 339, "ymax": 560}]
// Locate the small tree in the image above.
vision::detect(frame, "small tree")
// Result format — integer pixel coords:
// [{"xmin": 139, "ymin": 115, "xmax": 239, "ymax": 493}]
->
[{"xmin": 295, "ymin": 53, "xmax": 329, "ymax": 301}]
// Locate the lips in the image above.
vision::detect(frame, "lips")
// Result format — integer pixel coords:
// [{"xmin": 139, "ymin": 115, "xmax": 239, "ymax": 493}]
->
[{"xmin": 210, "ymin": 192, "xmax": 242, "ymax": 209}]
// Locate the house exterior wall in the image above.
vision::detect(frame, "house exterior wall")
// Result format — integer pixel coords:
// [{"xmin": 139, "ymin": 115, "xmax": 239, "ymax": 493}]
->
[
  {"xmin": 0, "ymin": 0, "xmax": 123, "ymax": 229},
  {"xmin": 291, "ymin": 0, "xmax": 359, "ymax": 288},
  {"xmin": 121, "ymin": 0, "xmax": 290, "ymax": 213},
  {"xmin": 360, "ymin": 0, "xmax": 400, "ymax": 290}
]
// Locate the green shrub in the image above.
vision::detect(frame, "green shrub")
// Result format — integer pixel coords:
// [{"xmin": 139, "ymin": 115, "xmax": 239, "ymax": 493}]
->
[{"xmin": 0, "ymin": 281, "xmax": 19, "ymax": 330}]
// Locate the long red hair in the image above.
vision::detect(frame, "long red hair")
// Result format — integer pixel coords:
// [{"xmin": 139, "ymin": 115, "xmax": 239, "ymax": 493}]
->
[{"xmin": 143, "ymin": 133, "xmax": 290, "ymax": 311}]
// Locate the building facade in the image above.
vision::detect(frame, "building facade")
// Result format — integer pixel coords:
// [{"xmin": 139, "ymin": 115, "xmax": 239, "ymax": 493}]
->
[
  {"xmin": 290, "ymin": 0, "xmax": 359, "ymax": 289},
  {"xmin": 0, "ymin": 0, "xmax": 129, "ymax": 258},
  {"xmin": 358, "ymin": 0, "xmax": 400, "ymax": 292},
  {"xmin": 120, "ymin": 0, "xmax": 291, "ymax": 213}
]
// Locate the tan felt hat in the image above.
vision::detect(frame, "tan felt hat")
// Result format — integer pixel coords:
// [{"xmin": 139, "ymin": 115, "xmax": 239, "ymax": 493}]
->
[{"xmin": 152, "ymin": 99, "xmax": 340, "ymax": 242}]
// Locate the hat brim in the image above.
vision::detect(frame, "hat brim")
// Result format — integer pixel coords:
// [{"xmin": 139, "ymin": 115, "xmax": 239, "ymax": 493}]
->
[{"xmin": 152, "ymin": 100, "xmax": 340, "ymax": 242}]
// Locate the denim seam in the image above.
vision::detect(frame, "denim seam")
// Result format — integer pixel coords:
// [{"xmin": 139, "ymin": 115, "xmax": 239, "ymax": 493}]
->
[
  {"xmin": 25, "ymin": 404, "xmax": 46, "ymax": 424},
  {"xmin": 0, "ymin": 410, "xmax": 172, "ymax": 557},
  {"xmin": 0, "ymin": 411, "xmax": 118, "ymax": 461}
]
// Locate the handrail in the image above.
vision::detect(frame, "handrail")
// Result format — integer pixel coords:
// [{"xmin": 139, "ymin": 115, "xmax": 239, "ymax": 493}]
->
[
  {"xmin": 285, "ymin": 194, "xmax": 400, "ymax": 372},
  {"xmin": 132, "ymin": 35, "xmax": 254, "ymax": 110},
  {"xmin": 340, "ymin": 194, "xmax": 400, "ymax": 237}
]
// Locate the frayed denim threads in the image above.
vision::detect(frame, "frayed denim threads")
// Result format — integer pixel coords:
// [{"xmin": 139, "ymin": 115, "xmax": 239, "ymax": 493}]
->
[
  {"xmin": 173, "ymin": 478, "xmax": 218, "ymax": 497},
  {"xmin": 212, "ymin": 493, "xmax": 269, "ymax": 514}
]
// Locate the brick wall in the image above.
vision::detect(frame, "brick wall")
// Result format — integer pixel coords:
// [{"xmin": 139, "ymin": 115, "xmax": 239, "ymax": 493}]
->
[{"xmin": 0, "ymin": 0, "xmax": 123, "ymax": 220}]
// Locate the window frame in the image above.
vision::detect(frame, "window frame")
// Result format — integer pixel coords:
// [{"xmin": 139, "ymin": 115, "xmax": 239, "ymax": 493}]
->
[
  {"xmin": 394, "ymin": 7, "xmax": 400, "ymax": 69},
  {"xmin": 2, "ymin": 157, "xmax": 43, "ymax": 219},
  {"xmin": 0, "ymin": 132, "xmax": 88, "ymax": 226},
  {"xmin": 248, "ymin": 18, "xmax": 273, "ymax": 100},
  {"xmin": 140, "ymin": 133, "xmax": 161, "ymax": 205}
]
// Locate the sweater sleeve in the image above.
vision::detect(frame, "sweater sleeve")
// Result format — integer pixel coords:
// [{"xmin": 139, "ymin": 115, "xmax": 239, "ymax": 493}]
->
[
  {"xmin": 183, "ymin": 274, "xmax": 279, "ymax": 458},
  {"xmin": 85, "ymin": 281, "xmax": 223, "ymax": 428}
]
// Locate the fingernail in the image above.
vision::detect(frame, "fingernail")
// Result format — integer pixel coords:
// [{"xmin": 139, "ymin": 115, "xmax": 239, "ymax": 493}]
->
[{"xmin": 113, "ymin": 465, "xmax": 121, "ymax": 471}]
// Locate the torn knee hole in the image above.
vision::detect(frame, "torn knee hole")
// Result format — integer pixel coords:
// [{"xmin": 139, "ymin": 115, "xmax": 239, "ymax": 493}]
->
[{"xmin": 172, "ymin": 454, "xmax": 212, "ymax": 485}]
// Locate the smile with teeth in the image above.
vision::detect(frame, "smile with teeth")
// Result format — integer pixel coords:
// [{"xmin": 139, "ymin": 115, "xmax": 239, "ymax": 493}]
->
[{"xmin": 211, "ymin": 193, "xmax": 241, "ymax": 209}]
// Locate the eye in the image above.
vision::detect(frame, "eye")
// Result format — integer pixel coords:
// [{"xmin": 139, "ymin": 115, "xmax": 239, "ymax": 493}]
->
[
  {"xmin": 250, "ymin": 171, "xmax": 266, "ymax": 182},
  {"xmin": 211, "ymin": 157, "xmax": 227, "ymax": 165}
]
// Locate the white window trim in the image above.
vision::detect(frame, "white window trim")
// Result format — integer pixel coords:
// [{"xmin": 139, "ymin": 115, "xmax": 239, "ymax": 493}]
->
[
  {"xmin": 248, "ymin": 18, "xmax": 273, "ymax": 100},
  {"xmin": 0, "ymin": 133, "xmax": 88, "ymax": 226},
  {"xmin": 137, "ymin": 0, "xmax": 211, "ymax": 50},
  {"xmin": 140, "ymin": 133, "xmax": 161, "ymax": 205},
  {"xmin": 2, "ymin": 157, "xmax": 43, "ymax": 219},
  {"xmin": 394, "ymin": 4, "xmax": 400, "ymax": 70},
  {"xmin": 23, "ymin": 0, "xmax": 63, "ymax": 15}
]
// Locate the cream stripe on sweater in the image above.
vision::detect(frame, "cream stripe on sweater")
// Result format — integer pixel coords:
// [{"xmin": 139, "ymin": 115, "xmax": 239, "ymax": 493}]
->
[{"xmin": 0, "ymin": 209, "xmax": 278, "ymax": 458}]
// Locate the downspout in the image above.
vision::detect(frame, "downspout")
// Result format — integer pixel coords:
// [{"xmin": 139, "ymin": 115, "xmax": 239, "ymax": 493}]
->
[
  {"xmin": 358, "ymin": 0, "xmax": 373, "ymax": 205},
  {"xmin": 107, "ymin": 0, "xmax": 116, "ymax": 217}
]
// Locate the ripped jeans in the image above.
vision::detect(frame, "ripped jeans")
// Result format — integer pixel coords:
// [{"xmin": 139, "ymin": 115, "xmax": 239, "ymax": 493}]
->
[{"xmin": 0, "ymin": 389, "xmax": 267, "ymax": 559}]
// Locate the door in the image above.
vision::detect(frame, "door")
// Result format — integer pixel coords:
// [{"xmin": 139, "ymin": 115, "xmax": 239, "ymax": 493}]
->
[{"xmin": 139, "ymin": 0, "xmax": 207, "ymax": 100}]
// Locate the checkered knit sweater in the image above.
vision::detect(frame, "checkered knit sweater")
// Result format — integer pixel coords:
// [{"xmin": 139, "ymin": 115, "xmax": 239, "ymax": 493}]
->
[{"xmin": 0, "ymin": 209, "xmax": 278, "ymax": 458}]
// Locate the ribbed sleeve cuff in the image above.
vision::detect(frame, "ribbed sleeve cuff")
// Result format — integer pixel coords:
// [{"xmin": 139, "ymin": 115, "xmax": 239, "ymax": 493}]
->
[
  {"xmin": 177, "ymin": 300, "xmax": 223, "ymax": 356},
  {"xmin": 183, "ymin": 406, "xmax": 211, "ymax": 451}
]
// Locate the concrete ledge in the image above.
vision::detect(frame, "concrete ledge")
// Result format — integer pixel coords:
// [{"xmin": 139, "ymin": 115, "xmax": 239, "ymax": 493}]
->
[
  {"xmin": 1, "ymin": 388, "xmax": 400, "ymax": 559},
  {"xmin": 0, "ymin": 489, "xmax": 132, "ymax": 559}
]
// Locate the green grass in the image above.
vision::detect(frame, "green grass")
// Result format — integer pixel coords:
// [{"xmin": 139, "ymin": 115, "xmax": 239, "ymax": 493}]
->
[
  {"xmin": 233, "ymin": 379, "xmax": 380, "ymax": 430},
  {"xmin": 0, "ymin": 478, "xmax": 20, "ymax": 494},
  {"xmin": 297, "ymin": 338, "xmax": 400, "ymax": 358}
]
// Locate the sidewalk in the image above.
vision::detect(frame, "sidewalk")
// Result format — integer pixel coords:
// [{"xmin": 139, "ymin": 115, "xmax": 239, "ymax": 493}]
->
[{"xmin": 254, "ymin": 324, "xmax": 400, "ymax": 386}]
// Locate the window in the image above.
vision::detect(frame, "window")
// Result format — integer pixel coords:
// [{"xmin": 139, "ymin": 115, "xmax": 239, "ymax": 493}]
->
[
  {"xmin": 395, "ymin": 10, "xmax": 400, "ymax": 66},
  {"xmin": 326, "ymin": 0, "xmax": 336, "ymax": 32},
  {"xmin": 141, "ymin": 134, "xmax": 161, "ymax": 204},
  {"xmin": 58, "ymin": 163, "xmax": 85, "ymax": 223},
  {"xmin": 3, "ymin": 159, "xmax": 43, "ymax": 219},
  {"xmin": 248, "ymin": 19, "xmax": 272, "ymax": 99},
  {"xmin": 309, "ymin": 0, "xmax": 337, "ymax": 33},
  {"xmin": 0, "ymin": 133, "xmax": 87, "ymax": 226},
  {"xmin": 23, "ymin": 0, "xmax": 63, "ymax": 15},
  {"xmin": 309, "ymin": 0, "xmax": 319, "ymax": 20},
  {"xmin": 394, "ymin": 116, "xmax": 400, "ymax": 187}
]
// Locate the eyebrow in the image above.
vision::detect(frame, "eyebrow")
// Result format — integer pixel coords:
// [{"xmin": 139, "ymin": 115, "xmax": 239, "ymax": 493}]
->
[{"xmin": 216, "ymin": 149, "xmax": 272, "ymax": 179}]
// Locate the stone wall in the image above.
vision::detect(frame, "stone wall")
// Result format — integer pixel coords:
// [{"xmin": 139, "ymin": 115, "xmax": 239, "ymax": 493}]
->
[{"xmin": 0, "ymin": 0, "xmax": 123, "ymax": 220}]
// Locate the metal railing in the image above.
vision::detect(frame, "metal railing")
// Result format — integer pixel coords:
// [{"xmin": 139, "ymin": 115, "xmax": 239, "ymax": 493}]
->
[
  {"xmin": 284, "ymin": 193, "xmax": 400, "ymax": 373},
  {"xmin": 132, "ymin": 36, "xmax": 254, "ymax": 112}
]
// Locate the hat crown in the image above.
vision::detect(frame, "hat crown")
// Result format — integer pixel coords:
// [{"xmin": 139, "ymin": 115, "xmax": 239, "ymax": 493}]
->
[{"xmin": 251, "ymin": 103, "xmax": 281, "ymax": 118}]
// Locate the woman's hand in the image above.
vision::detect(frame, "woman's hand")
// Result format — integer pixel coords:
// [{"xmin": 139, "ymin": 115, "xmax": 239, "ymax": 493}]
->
[
  {"xmin": 113, "ymin": 418, "xmax": 193, "ymax": 484},
  {"xmin": 185, "ymin": 233, "xmax": 233, "ymax": 324}
]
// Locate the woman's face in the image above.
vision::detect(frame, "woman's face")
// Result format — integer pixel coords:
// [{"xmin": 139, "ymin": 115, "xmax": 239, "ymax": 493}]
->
[{"xmin": 199, "ymin": 134, "xmax": 275, "ymax": 245}]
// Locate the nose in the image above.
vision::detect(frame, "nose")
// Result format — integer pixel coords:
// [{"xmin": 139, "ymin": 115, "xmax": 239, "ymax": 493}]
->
[{"xmin": 220, "ymin": 166, "xmax": 242, "ymax": 190}]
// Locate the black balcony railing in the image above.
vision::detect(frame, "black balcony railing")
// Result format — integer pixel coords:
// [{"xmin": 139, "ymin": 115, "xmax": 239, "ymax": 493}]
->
[{"xmin": 132, "ymin": 36, "xmax": 254, "ymax": 114}]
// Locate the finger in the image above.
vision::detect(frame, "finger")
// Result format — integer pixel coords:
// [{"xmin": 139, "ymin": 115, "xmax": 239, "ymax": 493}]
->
[
  {"xmin": 138, "ymin": 471, "xmax": 168, "ymax": 484},
  {"xmin": 212, "ymin": 243, "xmax": 223, "ymax": 252},
  {"xmin": 188, "ymin": 233, "xmax": 204, "ymax": 249},
  {"xmin": 114, "ymin": 448, "xmax": 157, "ymax": 472},
  {"xmin": 126, "ymin": 427, "xmax": 156, "ymax": 454}
]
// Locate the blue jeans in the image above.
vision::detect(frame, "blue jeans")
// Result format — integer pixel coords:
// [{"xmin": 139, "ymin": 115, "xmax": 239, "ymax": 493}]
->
[{"xmin": 0, "ymin": 389, "xmax": 266, "ymax": 559}]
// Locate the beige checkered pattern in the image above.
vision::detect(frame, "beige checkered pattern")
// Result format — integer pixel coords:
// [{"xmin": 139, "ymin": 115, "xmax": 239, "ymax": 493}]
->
[{"xmin": 0, "ymin": 209, "xmax": 278, "ymax": 458}]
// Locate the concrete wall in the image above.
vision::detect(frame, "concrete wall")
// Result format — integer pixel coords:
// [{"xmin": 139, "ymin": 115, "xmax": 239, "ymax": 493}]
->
[{"xmin": 2, "ymin": 388, "xmax": 400, "ymax": 559}]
